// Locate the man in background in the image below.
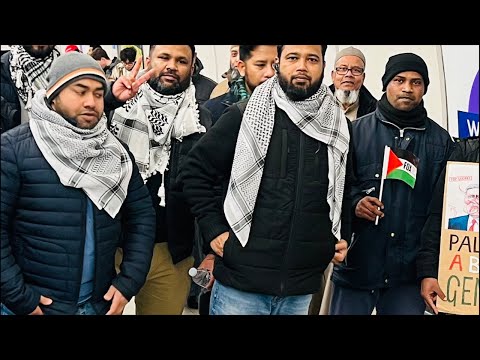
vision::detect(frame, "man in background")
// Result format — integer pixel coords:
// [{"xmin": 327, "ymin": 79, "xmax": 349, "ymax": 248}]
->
[
  {"xmin": 1, "ymin": 45, "xmax": 60, "ymax": 133},
  {"xmin": 329, "ymin": 46, "xmax": 377, "ymax": 121}
]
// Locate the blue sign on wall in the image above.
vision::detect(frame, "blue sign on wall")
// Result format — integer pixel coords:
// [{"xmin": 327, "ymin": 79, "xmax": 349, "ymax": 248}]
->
[{"xmin": 458, "ymin": 111, "xmax": 479, "ymax": 138}]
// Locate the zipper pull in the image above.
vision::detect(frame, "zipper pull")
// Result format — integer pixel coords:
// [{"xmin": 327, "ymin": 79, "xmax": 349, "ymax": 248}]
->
[{"xmin": 363, "ymin": 186, "xmax": 375, "ymax": 194}]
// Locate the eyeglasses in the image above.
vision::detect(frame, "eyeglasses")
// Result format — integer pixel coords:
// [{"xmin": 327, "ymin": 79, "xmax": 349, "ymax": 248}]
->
[{"xmin": 335, "ymin": 66, "xmax": 364, "ymax": 76}]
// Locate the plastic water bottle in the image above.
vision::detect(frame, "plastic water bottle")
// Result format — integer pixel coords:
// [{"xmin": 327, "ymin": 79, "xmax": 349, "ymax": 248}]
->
[{"xmin": 188, "ymin": 267, "xmax": 211, "ymax": 289}]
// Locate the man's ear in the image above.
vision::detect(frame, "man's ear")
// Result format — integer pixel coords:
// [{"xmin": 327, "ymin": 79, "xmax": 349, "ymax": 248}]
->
[
  {"xmin": 191, "ymin": 54, "xmax": 197, "ymax": 76},
  {"xmin": 237, "ymin": 60, "xmax": 246, "ymax": 77},
  {"xmin": 50, "ymin": 98, "xmax": 57, "ymax": 110}
]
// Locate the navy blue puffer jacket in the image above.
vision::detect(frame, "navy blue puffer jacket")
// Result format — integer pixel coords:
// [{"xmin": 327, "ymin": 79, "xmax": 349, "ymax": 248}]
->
[{"xmin": 1, "ymin": 124, "xmax": 156, "ymax": 315}]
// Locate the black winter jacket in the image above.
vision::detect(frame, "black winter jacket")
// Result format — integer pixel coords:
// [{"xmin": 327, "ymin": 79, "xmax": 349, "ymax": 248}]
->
[
  {"xmin": 192, "ymin": 58, "xmax": 217, "ymax": 105},
  {"xmin": 1, "ymin": 124, "xmax": 156, "ymax": 315},
  {"xmin": 416, "ymin": 137, "xmax": 479, "ymax": 280},
  {"xmin": 203, "ymin": 89, "xmax": 238, "ymax": 125},
  {"xmin": 1, "ymin": 51, "xmax": 21, "ymax": 133},
  {"xmin": 181, "ymin": 103, "xmax": 354, "ymax": 296},
  {"xmin": 332, "ymin": 108, "xmax": 455, "ymax": 290},
  {"xmin": 145, "ymin": 106, "xmax": 212, "ymax": 264}
]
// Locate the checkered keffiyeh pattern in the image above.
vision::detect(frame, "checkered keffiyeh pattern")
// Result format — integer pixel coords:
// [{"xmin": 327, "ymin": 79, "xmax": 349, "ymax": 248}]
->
[
  {"xmin": 110, "ymin": 82, "xmax": 205, "ymax": 182},
  {"xmin": 224, "ymin": 76, "xmax": 350, "ymax": 247},
  {"xmin": 9, "ymin": 45, "xmax": 60, "ymax": 109},
  {"xmin": 29, "ymin": 89, "xmax": 133, "ymax": 219}
]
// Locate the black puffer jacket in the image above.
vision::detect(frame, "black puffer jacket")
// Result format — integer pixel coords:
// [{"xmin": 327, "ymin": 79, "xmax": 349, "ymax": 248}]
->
[
  {"xmin": 181, "ymin": 103, "xmax": 354, "ymax": 296},
  {"xmin": 332, "ymin": 108, "xmax": 455, "ymax": 290},
  {"xmin": 417, "ymin": 137, "xmax": 479, "ymax": 279},
  {"xmin": 1, "ymin": 124, "xmax": 156, "ymax": 315}
]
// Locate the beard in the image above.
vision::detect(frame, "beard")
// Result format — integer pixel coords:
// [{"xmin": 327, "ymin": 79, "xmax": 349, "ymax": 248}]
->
[
  {"xmin": 149, "ymin": 73, "xmax": 191, "ymax": 95},
  {"xmin": 23, "ymin": 45, "xmax": 55, "ymax": 59},
  {"xmin": 278, "ymin": 72, "xmax": 323, "ymax": 101},
  {"xmin": 334, "ymin": 88, "xmax": 360, "ymax": 107}
]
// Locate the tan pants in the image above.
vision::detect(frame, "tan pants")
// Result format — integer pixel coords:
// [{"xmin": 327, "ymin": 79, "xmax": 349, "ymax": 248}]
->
[
  {"xmin": 308, "ymin": 263, "xmax": 334, "ymax": 315},
  {"xmin": 115, "ymin": 243, "xmax": 194, "ymax": 315}
]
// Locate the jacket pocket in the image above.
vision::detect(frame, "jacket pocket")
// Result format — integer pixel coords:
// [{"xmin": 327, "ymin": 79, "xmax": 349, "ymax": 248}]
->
[{"xmin": 353, "ymin": 162, "xmax": 383, "ymax": 198}]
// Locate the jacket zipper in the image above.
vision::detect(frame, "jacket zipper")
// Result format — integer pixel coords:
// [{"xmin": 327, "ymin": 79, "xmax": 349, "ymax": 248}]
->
[
  {"xmin": 76, "ymin": 195, "xmax": 87, "ymax": 303},
  {"xmin": 380, "ymin": 119, "xmax": 425, "ymax": 139},
  {"xmin": 281, "ymin": 132, "xmax": 305, "ymax": 295},
  {"xmin": 363, "ymin": 186, "xmax": 375, "ymax": 195}
]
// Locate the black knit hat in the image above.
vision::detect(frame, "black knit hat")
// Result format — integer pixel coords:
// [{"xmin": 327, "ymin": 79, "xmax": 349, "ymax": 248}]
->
[{"xmin": 381, "ymin": 52, "xmax": 430, "ymax": 94}]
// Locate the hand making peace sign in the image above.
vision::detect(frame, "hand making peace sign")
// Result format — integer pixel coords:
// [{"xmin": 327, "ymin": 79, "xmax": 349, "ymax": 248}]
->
[{"xmin": 111, "ymin": 57, "xmax": 155, "ymax": 102}]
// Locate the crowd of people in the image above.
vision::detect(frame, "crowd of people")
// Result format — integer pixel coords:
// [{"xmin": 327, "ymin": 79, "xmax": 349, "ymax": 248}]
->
[{"xmin": 0, "ymin": 45, "xmax": 477, "ymax": 315}]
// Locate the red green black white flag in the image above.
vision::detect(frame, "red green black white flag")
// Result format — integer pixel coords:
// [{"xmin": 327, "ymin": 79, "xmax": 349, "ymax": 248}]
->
[{"xmin": 381, "ymin": 146, "xmax": 419, "ymax": 189}]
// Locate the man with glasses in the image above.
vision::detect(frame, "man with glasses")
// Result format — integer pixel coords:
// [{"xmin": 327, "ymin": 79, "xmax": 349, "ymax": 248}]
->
[
  {"xmin": 309, "ymin": 46, "xmax": 378, "ymax": 315},
  {"xmin": 329, "ymin": 46, "xmax": 377, "ymax": 121},
  {"xmin": 181, "ymin": 45, "xmax": 352, "ymax": 315}
]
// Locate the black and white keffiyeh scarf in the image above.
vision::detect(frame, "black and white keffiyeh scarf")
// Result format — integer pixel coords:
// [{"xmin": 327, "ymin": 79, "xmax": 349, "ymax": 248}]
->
[
  {"xmin": 9, "ymin": 45, "xmax": 60, "ymax": 110},
  {"xmin": 224, "ymin": 76, "xmax": 350, "ymax": 247},
  {"xmin": 29, "ymin": 89, "xmax": 133, "ymax": 219},
  {"xmin": 110, "ymin": 82, "xmax": 205, "ymax": 205}
]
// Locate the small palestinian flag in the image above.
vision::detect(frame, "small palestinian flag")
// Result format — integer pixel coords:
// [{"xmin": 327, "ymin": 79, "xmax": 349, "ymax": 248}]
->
[{"xmin": 381, "ymin": 146, "xmax": 419, "ymax": 189}]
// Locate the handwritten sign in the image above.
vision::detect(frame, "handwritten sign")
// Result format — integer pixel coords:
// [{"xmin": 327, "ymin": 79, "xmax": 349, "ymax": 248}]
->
[{"xmin": 437, "ymin": 161, "xmax": 479, "ymax": 315}]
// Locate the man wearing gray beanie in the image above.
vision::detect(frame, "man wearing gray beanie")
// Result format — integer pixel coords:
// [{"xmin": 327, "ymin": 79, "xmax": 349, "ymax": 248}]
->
[
  {"xmin": 328, "ymin": 46, "xmax": 377, "ymax": 122},
  {"xmin": 330, "ymin": 52, "xmax": 455, "ymax": 315},
  {"xmin": 0, "ymin": 51, "xmax": 156, "ymax": 315}
]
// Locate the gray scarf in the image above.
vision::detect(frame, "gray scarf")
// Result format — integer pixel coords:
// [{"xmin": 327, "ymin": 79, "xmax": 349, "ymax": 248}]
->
[
  {"xmin": 29, "ymin": 89, "xmax": 133, "ymax": 218},
  {"xmin": 224, "ymin": 76, "xmax": 350, "ymax": 247}
]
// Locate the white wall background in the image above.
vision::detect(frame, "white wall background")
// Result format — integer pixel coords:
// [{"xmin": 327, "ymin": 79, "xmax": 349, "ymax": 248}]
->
[
  {"xmin": 55, "ymin": 44, "xmax": 479, "ymax": 136},
  {"xmin": 442, "ymin": 45, "xmax": 479, "ymax": 137}
]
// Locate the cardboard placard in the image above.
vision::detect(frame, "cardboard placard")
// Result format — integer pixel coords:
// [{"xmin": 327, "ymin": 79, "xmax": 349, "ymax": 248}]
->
[{"xmin": 437, "ymin": 161, "xmax": 479, "ymax": 315}]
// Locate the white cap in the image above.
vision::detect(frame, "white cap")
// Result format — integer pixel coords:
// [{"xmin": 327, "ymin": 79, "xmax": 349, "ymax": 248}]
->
[{"xmin": 188, "ymin": 268, "xmax": 197, "ymax": 277}]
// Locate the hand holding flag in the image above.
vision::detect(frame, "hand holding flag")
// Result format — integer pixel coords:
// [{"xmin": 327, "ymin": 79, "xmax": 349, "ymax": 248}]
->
[{"xmin": 375, "ymin": 145, "xmax": 419, "ymax": 225}]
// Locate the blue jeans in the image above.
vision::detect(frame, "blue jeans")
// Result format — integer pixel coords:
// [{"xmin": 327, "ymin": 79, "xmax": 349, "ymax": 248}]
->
[
  {"xmin": 209, "ymin": 280, "xmax": 312, "ymax": 315},
  {"xmin": 329, "ymin": 282, "xmax": 426, "ymax": 315},
  {"xmin": 75, "ymin": 301, "xmax": 98, "ymax": 315},
  {"xmin": 1, "ymin": 303, "xmax": 15, "ymax": 315},
  {"xmin": 1, "ymin": 302, "xmax": 98, "ymax": 315}
]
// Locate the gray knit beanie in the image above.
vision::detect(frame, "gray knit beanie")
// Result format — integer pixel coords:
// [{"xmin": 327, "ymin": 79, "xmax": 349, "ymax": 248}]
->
[
  {"xmin": 335, "ymin": 46, "xmax": 366, "ymax": 67},
  {"xmin": 46, "ymin": 52, "xmax": 108, "ymax": 103}
]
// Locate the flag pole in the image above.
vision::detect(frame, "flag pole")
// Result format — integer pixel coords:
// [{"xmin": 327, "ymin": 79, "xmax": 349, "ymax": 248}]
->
[{"xmin": 375, "ymin": 145, "xmax": 390, "ymax": 226}]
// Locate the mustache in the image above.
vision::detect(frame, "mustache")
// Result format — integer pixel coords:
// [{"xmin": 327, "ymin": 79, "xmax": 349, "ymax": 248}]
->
[
  {"xmin": 292, "ymin": 74, "xmax": 311, "ymax": 81},
  {"xmin": 160, "ymin": 70, "xmax": 180, "ymax": 80}
]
